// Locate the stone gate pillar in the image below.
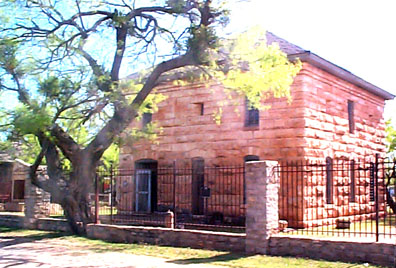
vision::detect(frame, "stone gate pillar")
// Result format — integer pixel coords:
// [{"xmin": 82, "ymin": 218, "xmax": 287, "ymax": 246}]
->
[
  {"xmin": 245, "ymin": 161, "xmax": 279, "ymax": 254},
  {"xmin": 24, "ymin": 171, "xmax": 51, "ymax": 229}
]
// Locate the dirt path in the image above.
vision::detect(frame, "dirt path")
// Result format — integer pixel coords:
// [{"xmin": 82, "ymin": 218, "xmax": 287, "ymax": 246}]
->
[{"xmin": 0, "ymin": 235, "xmax": 225, "ymax": 268}]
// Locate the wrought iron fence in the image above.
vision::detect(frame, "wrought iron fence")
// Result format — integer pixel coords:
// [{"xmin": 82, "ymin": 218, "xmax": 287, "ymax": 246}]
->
[
  {"xmin": 95, "ymin": 165, "xmax": 246, "ymax": 232},
  {"xmin": 277, "ymin": 155, "xmax": 396, "ymax": 242}
]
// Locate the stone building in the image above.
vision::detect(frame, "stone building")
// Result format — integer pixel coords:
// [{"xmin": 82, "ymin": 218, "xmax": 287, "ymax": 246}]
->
[
  {"xmin": 0, "ymin": 159, "xmax": 29, "ymax": 212},
  {"xmin": 118, "ymin": 32, "xmax": 394, "ymax": 226}
]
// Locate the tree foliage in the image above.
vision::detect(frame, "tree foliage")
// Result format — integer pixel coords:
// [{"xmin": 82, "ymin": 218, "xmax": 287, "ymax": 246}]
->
[
  {"xmin": 0, "ymin": 0, "xmax": 301, "ymax": 234},
  {"xmin": 386, "ymin": 119, "xmax": 396, "ymax": 156}
]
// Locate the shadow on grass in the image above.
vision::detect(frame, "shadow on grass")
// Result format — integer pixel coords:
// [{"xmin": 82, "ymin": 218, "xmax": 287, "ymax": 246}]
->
[
  {"xmin": 0, "ymin": 226, "xmax": 20, "ymax": 233},
  {"xmin": 0, "ymin": 227, "xmax": 70, "ymax": 248},
  {"xmin": 169, "ymin": 252, "xmax": 247, "ymax": 265}
]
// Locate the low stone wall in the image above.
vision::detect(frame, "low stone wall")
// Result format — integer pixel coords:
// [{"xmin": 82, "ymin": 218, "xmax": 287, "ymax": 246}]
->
[
  {"xmin": 87, "ymin": 224, "xmax": 245, "ymax": 252},
  {"xmin": 36, "ymin": 218, "xmax": 71, "ymax": 233},
  {"xmin": 0, "ymin": 214, "xmax": 70, "ymax": 233},
  {"xmin": 0, "ymin": 214, "xmax": 24, "ymax": 228},
  {"xmin": 270, "ymin": 236, "xmax": 396, "ymax": 267}
]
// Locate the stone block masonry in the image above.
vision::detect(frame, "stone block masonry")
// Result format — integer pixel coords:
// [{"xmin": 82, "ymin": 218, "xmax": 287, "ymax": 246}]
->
[
  {"xmin": 120, "ymin": 62, "xmax": 387, "ymax": 167},
  {"xmin": 270, "ymin": 236, "xmax": 396, "ymax": 268},
  {"xmin": 87, "ymin": 224, "xmax": 246, "ymax": 252},
  {"xmin": 118, "ymin": 61, "xmax": 388, "ymax": 226},
  {"xmin": 24, "ymin": 172, "xmax": 51, "ymax": 229},
  {"xmin": 245, "ymin": 161, "xmax": 279, "ymax": 254}
]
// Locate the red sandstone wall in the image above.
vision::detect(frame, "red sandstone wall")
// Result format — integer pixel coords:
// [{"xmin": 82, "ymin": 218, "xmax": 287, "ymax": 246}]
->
[
  {"xmin": 120, "ymin": 77, "xmax": 307, "ymax": 168},
  {"xmin": 120, "ymin": 63, "xmax": 387, "ymax": 167},
  {"xmin": 298, "ymin": 63, "xmax": 386, "ymax": 161},
  {"xmin": 119, "ymin": 63, "xmax": 388, "ymax": 221},
  {"xmin": 292, "ymin": 63, "xmax": 387, "ymax": 227}
]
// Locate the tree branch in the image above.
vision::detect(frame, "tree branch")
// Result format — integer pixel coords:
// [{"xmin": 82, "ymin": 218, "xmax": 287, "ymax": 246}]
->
[
  {"xmin": 85, "ymin": 51, "xmax": 197, "ymax": 160},
  {"xmin": 50, "ymin": 124, "xmax": 81, "ymax": 163}
]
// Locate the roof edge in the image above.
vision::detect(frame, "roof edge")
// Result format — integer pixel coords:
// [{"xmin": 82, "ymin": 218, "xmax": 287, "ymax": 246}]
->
[{"xmin": 289, "ymin": 52, "xmax": 395, "ymax": 100}]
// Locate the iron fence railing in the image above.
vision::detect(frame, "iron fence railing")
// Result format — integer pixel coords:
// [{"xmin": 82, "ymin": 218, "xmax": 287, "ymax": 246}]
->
[
  {"xmin": 95, "ymin": 165, "xmax": 246, "ymax": 232},
  {"xmin": 277, "ymin": 155, "xmax": 396, "ymax": 242}
]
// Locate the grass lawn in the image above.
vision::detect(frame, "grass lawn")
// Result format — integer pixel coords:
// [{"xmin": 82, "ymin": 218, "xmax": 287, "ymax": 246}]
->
[
  {"xmin": 280, "ymin": 214, "xmax": 396, "ymax": 243},
  {"xmin": 0, "ymin": 226, "xmax": 384, "ymax": 268}
]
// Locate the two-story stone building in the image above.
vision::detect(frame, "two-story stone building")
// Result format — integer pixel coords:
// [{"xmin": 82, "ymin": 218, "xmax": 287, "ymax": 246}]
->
[{"xmin": 117, "ymin": 32, "xmax": 394, "ymax": 227}]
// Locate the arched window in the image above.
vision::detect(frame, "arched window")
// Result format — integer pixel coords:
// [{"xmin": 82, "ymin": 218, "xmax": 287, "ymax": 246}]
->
[
  {"xmin": 192, "ymin": 157, "xmax": 205, "ymax": 215},
  {"xmin": 243, "ymin": 155, "xmax": 260, "ymax": 163},
  {"xmin": 349, "ymin": 160, "xmax": 356, "ymax": 202},
  {"xmin": 325, "ymin": 157, "xmax": 333, "ymax": 204}
]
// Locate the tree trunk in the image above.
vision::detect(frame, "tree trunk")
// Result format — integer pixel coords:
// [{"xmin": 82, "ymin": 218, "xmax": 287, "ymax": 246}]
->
[
  {"xmin": 58, "ymin": 158, "xmax": 97, "ymax": 235},
  {"xmin": 62, "ymin": 193, "xmax": 93, "ymax": 235}
]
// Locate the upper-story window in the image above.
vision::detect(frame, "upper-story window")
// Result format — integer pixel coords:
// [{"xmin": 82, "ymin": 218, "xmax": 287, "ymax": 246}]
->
[
  {"xmin": 142, "ymin": 112, "xmax": 152, "ymax": 129},
  {"xmin": 194, "ymin": 102, "xmax": 204, "ymax": 116},
  {"xmin": 245, "ymin": 98, "xmax": 259, "ymax": 127},
  {"xmin": 348, "ymin": 100, "xmax": 355, "ymax": 134}
]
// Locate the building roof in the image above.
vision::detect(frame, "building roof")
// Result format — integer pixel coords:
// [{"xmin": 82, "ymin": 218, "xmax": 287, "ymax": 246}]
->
[
  {"xmin": 266, "ymin": 32, "xmax": 395, "ymax": 100},
  {"xmin": 266, "ymin": 32, "xmax": 307, "ymax": 55}
]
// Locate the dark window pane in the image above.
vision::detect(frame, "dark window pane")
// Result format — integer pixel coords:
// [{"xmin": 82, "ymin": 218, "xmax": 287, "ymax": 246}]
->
[
  {"xmin": 245, "ymin": 99, "xmax": 259, "ymax": 127},
  {"xmin": 142, "ymin": 113, "xmax": 152, "ymax": 128},
  {"xmin": 370, "ymin": 163, "xmax": 375, "ymax": 202},
  {"xmin": 244, "ymin": 155, "xmax": 260, "ymax": 162},
  {"xmin": 192, "ymin": 157, "xmax": 205, "ymax": 215},
  {"xmin": 348, "ymin": 100, "xmax": 355, "ymax": 133},
  {"xmin": 349, "ymin": 160, "xmax": 356, "ymax": 202},
  {"xmin": 326, "ymin": 157, "xmax": 333, "ymax": 204},
  {"xmin": 13, "ymin": 180, "xmax": 25, "ymax": 200}
]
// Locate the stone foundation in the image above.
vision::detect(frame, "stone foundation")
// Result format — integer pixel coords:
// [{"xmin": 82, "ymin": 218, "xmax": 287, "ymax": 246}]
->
[
  {"xmin": 0, "ymin": 214, "xmax": 24, "ymax": 228},
  {"xmin": 87, "ymin": 224, "xmax": 245, "ymax": 252},
  {"xmin": 4, "ymin": 202, "xmax": 24, "ymax": 212},
  {"xmin": 270, "ymin": 236, "xmax": 396, "ymax": 267}
]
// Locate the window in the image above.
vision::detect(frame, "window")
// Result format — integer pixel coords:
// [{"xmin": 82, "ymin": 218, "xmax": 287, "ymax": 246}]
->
[
  {"xmin": 192, "ymin": 157, "xmax": 205, "ymax": 215},
  {"xmin": 349, "ymin": 160, "xmax": 356, "ymax": 202},
  {"xmin": 199, "ymin": 103, "xmax": 204, "ymax": 115},
  {"xmin": 244, "ymin": 155, "xmax": 260, "ymax": 162},
  {"xmin": 142, "ymin": 112, "xmax": 152, "ymax": 129},
  {"xmin": 135, "ymin": 170, "xmax": 151, "ymax": 212},
  {"xmin": 194, "ymin": 103, "xmax": 204, "ymax": 116},
  {"xmin": 348, "ymin": 100, "xmax": 355, "ymax": 134},
  {"xmin": 325, "ymin": 157, "xmax": 333, "ymax": 204},
  {"xmin": 245, "ymin": 98, "xmax": 259, "ymax": 127},
  {"xmin": 369, "ymin": 162, "xmax": 375, "ymax": 202}
]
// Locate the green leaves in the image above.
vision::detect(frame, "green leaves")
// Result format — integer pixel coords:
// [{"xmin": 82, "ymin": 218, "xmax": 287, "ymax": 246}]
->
[
  {"xmin": 386, "ymin": 120, "xmax": 396, "ymax": 155},
  {"xmin": 0, "ymin": 39, "xmax": 20, "ymax": 75},
  {"xmin": 190, "ymin": 26, "xmax": 302, "ymax": 124},
  {"xmin": 39, "ymin": 76, "xmax": 61, "ymax": 98},
  {"xmin": 220, "ymin": 27, "xmax": 301, "ymax": 108},
  {"xmin": 166, "ymin": 0, "xmax": 186, "ymax": 12},
  {"xmin": 13, "ymin": 104, "xmax": 52, "ymax": 135}
]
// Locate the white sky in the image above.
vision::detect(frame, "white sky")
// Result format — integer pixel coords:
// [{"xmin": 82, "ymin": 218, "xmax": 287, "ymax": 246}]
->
[{"xmin": 226, "ymin": 0, "xmax": 396, "ymax": 122}]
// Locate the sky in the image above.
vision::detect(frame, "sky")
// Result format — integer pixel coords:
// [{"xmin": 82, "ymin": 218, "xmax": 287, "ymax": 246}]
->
[{"xmin": 226, "ymin": 0, "xmax": 396, "ymax": 122}]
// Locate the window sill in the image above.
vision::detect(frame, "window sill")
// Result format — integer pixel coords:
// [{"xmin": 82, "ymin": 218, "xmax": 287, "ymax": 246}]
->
[{"xmin": 243, "ymin": 125, "xmax": 259, "ymax": 131}]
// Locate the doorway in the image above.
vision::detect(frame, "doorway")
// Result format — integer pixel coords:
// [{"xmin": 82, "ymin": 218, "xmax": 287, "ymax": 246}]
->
[{"xmin": 134, "ymin": 159, "xmax": 158, "ymax": 212}]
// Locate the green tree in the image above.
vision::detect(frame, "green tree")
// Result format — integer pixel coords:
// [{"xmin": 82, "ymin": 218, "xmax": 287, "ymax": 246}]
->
[
  {"xmin": 0, "ymin": 0, "xmax": 300, "ymax": 234},
  {"xmin": 386, "ymin": 119, "xmax": 396, "ymax": 156}
]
